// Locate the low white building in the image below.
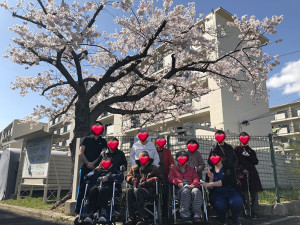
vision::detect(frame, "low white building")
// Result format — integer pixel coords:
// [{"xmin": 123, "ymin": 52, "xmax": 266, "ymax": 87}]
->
[
  {"xmin": 270, "ymin": 100, "xmax": 300, "ymax": 140},
  {"xmin": 0, "ymin": 120, "xmax": 48, "ymax": 149}
]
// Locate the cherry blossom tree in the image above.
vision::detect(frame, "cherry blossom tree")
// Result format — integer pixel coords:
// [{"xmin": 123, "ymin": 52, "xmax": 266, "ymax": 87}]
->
[{"xmin": 1, "ymin": 0, "xmax": 282, "ymax": 159}]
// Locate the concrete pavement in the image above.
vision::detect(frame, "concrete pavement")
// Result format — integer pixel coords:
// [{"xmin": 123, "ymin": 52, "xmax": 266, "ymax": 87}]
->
[{"xmin": 0, "ymin": 202, "xmax": 300, "ymax": 225}]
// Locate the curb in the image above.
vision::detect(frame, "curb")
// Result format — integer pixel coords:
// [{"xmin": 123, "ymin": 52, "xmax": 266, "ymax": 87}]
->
[{"xmin": 0, "ymin": 203, "xmax": 75, "ymax": 224}]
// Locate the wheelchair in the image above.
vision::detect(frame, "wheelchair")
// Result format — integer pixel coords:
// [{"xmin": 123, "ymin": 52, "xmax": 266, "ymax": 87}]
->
[
  {"xmin": 74, "ymin": 176, "xmax": 125, "ymax": 225},
  {"xmin": 125, "ymin": 180, "xmax": 163, "ymax": 225},
  {"xmin": 168, "ymin": 167, "xmax": 210, "ymax": 225}
]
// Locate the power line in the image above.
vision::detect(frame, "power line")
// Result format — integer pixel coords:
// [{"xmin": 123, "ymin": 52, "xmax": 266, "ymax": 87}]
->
[{"xmin": 278, "ymin": 50, "xmax": 300, "ymax": 58}]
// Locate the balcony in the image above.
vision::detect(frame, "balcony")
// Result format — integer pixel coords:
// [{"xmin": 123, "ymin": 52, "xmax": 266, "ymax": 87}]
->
[
  {"xmin": 275, "ymin": 113, "xmax": 286, "ymax": 120},
  {"xmin": 277, "ymin": 127, "xmax": 289, "ymax": 134},
  {"xmin": 192, "ymin": 94, "xmax": 209, "ymax": 111}
]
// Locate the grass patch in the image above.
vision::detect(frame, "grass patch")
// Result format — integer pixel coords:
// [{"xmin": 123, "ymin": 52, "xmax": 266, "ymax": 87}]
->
[
  {"xmin": 259, "ymin": 187, "xmax": 300, "ymax": 204},
  {"xmin": 2, "ymin": 190, "xmax": 70, "ymax": 213},
  {"xmin": 3, "ymin": 197, "xmax": 52, "ymax": 210}
]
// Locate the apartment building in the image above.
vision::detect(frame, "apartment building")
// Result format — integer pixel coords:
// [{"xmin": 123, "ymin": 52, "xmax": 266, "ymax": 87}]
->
[
  {"xmin": 0, "ymin": 120, "xmax": 48, "ymax": 149},
  {"xmin": 48, "ymin": 7, "xmax": 272, "ymax": 146},
  {"xmin": 48, "ymin": 116, "xmax": 74, "ymax": 149},
  {"xmin": 270, "ymin": 100, "xmax": 300, "ymax": 141}
]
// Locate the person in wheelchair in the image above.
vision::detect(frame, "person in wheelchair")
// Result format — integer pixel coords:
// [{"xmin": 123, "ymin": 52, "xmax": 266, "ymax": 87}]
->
[
  {"xmin": 97, "ymin": 136, "xmax": 128, "ymax": 172},
  {"xmin": 83, "ymin": 156, "xmax": 124, "ymax": 224},
  {"xmin": 168, "ymin": 151, "xmax": 203, "ymax": 222},
  {"xmin": 125, "ymin": 151, "xmax": 161, "ymax": 225},
  {"xmin": 200, "ymin": 150, "xmax": 243, "ymax": 225}
]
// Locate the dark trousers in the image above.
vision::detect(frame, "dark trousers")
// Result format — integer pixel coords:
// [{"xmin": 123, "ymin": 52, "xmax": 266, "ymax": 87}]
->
[
  {"xmin": 161, "ymin": 178, "xmax": 169, "ymax": 215},
  {"xmin": 242, "ymin": 190, "xmax": 259, "ymax": 215},
  {"xmin": 127, "ymin": 187, "xmax": 150, "ymax": 219},
  {"xmin": 75, "ymin": 166, "xmax": 92, "ymax": 214},
  {"xmin": 210, "ymin": 191, "xmax": 243, "ymax": 225},
  {"xmin": 88, "ymin": 186, "xmax": 112, "ymax": 214}
]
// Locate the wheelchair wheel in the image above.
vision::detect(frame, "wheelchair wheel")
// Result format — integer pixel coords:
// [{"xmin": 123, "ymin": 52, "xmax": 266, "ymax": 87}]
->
[
  {"xmin": 157, "ymin": 191, "xmax": 163, "ymax": 225},
  {"xmin": 167, "ymin": 186, "xmax": 175, "ymax": 225},
  {"xmin": 74, "ymin": 217, "xmax": 85, "ymax": 225}
]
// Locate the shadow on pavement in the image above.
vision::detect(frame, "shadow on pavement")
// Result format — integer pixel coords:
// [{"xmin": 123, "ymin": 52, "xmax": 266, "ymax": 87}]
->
[{"xmin": 0, "ymin": 209, "xmax": 70, "ymax": 225}]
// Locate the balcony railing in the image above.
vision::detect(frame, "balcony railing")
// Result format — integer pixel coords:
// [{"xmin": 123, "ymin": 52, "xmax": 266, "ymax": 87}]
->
[
  {"xmin": 273, "ymin": 109, "xmax": 300, "ymax": 121},
  {"xmin": 275, "ymin": 125, "xmax": 300, "ymax": 134}
]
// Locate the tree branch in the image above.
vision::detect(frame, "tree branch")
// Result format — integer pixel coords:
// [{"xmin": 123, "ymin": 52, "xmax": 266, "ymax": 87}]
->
[
  {"xmin": 12, "ymin": 12, "xmax": 46, "ymax": 28},
  {"xmin": 42, "ymin": 81, "xmax": 69, "ymax": 95},
  {"xmin": 133, "ymin": 68, "xmax": 156, "ymax": 82},
  {"xmin": 104, "ymin": 105, "xmax": 150, "ymax": 115},
  {"xmin": 37, "ymin": 0, "xmax": 47, "ymax": 15},
  {"xmin": 86, "ymin": 20, "xmax": 167, "ymax": 100},
  {"xmin": 51, "ymin": 93, "xmax": 78, "ymax": 120}
]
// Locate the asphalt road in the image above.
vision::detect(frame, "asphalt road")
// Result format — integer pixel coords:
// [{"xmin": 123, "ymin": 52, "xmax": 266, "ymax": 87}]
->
[
  {"xmin": 0, "ymin": 209, "xmax": 70, "ymax": 225},
  {"xmin": 1, "ymin": 208, "xmax": 300, "ymax": 225}
]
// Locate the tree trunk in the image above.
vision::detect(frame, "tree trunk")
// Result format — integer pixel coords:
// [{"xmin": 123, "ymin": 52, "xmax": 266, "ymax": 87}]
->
[{"xmin": 69, "ymin": 97, "xmax": 91, "ymax": 162}]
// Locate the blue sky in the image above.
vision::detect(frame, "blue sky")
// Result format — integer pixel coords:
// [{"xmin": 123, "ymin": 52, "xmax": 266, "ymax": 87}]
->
[{"xmin": 0, "ymin": 0, "xmax": 299, "ymax": 131}]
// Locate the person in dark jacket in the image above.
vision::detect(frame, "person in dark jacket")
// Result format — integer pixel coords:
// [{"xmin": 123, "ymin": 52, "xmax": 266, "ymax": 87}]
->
[
  {"xmin": 125, "ymin": 151, "xmax": 161, "ymax": 225},
  {"xmin": 155, "ymin": 135, "xmax": 174, "ymax": 216},
  {"xmin": 201, "ymin": 150, "xmax": 243, "ymax": 225},
  {"xmin": 82, "ymin": 156, "xmax": 124, "ymax": 224},
  {"xmin": 97, "ymin": 136, "xmax": 127, "ymax": 172},
  {"xmin": 208, "ymin": 130, "xmax": 238, "ymax": 187},
  {"xmin": 75, "ymin": 121, "xmax": 107, "ymax": 214},
  {"xmin": 234, "ymin": 132, "xmax": 263, "ymax": 218}
]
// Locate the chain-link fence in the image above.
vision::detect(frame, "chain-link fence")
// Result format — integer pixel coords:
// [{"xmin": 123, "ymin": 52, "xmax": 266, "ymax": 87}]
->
[{"xmin": 108, "ymin": 134, "xmax": 300, "ymax": 204}]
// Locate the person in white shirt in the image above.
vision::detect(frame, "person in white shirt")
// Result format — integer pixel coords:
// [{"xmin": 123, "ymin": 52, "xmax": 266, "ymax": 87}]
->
[{"xmin": 129, "ymin": 129, "xmax": 160, "ymax": 167}]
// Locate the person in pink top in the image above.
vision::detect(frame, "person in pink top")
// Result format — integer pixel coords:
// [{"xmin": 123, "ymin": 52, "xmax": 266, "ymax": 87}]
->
[{"xmin": 168, "ymin": 151, "xmax": 203, "ymax": 222}]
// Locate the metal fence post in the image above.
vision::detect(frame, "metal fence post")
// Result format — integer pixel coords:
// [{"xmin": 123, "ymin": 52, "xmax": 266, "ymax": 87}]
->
[
  {"xmin": 268, "ymin": 133, "xmax": 280, "ymax": 203},
  {"xmin": 167, "ymin": 135, "xmax": 170, "ymax": 150}
]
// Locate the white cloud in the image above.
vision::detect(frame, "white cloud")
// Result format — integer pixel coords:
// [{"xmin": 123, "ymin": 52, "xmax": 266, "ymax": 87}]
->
[{"xmin": 267, "ymin": 59, "xmax": 300, "ymax": 95}]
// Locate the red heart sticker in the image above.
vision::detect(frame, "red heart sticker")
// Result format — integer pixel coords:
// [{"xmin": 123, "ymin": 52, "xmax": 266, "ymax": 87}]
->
[
  {"xmin": 138, "ymin": 132, "xmax": 149, "ymax": 142},
  {"xmin": 239, "ymin": 136, "xmax": 250, "ymax": 145},
  {"xmin": 92, "ymin": 125, "xmax": 104, "ymax": 136},
  {"xmin": 187, "ymin": 143, "xmax": 198, "ymax": 153},
  {"xmin": 177, "ymin": 156, "xmax": 188, "ymax": 166},
  {"xmin": 107, "ymin": 140, "xmax": 119, "ymax": 151},
  {"xmin": 156, "ymin": 138, "xmax": 166, "ymax": 148},
  {"xmin": 139, "ymin": 155, "xmax": 150, "ymax": 165},
  {"xmin": 210, "ymin": 156, "xmax": 221, "ymax": 165},
  {"xmin": 100, "ymin": 160, "xmax": 112, "ymax": 170},
  {"xmin": 215, "ymin": 134, "xmax": 226, "ymax": 143}
]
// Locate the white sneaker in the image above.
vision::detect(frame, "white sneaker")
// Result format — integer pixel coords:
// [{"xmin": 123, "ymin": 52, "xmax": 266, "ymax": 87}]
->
[
  {"xmin": 84, "ymin": 214, "xmax": 94, "ymax": 224},
  {"xmin": 99, "ymin": 214, "xmax": 107, "ymax": 222}
]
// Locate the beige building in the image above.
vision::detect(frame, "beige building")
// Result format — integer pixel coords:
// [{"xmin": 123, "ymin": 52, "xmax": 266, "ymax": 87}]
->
[
  {"xmin": 270, "ymin": 101, "xmax": 300, "ymax": 141},
  {"xmin": 97, "ymin": 7, "xmax": 272, "ymax": 137},
  {"xmin": 0, "ymin": 120, "xmax": 48, "ymax": 149},
  {"xmin": 48, "ymin": 7, "xmax": 272, "ymax": 145},
  {"xmin": 48, "ymin": 116, "xmax": 74, "ymax": 149}
]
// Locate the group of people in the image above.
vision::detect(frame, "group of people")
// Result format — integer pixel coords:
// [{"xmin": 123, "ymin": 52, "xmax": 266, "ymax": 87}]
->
[{"xmin": 75, "ymin": 121, "xmax": 262, "ymax": 225}]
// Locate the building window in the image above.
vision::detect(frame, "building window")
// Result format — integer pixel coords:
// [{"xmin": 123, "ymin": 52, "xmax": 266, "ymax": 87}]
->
[
  {"xmin": 62, "ymin": 140, "xmax": 67, "ymax": 146},
  {"xmin": 63, "ymin": 125, "xmax": 69, "ymax": 133},
  {"xmin": 177, "ymin": 126, "xmax": 186, "ymax": 143}
]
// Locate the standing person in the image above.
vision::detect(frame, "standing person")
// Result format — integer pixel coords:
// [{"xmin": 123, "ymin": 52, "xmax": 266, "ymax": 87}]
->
[
  {"xmin": 125, "ymin": 151, "xmax": 161, "ymax": 225},
  {"xmin": 186, "ymin": 139, "xmax": 205, "ymax": 179},
  {"xmin": 234, "ymin": 132, "xmax": 263, "ymax": 218},
  {"xmin": 208, "ymin": 130, "xmax": 238, "ymax": 172},
  {"xmin": 168, "ymin": 151, "xmax": 203, "ymax": 222},
  {"xmin": 129, "ymin": 129, "xmax": 160, "ymax": 167},
  {"xmin": 201, "ymin": 150, "xmax": 243, "ymax": 225},
  {"xmin": 155, "ymin": 135, "xmax": 174, "ymax": 218},
  {"xmin": 75, "ymin": 121, "xmax": 107, "ymax": 214}
]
